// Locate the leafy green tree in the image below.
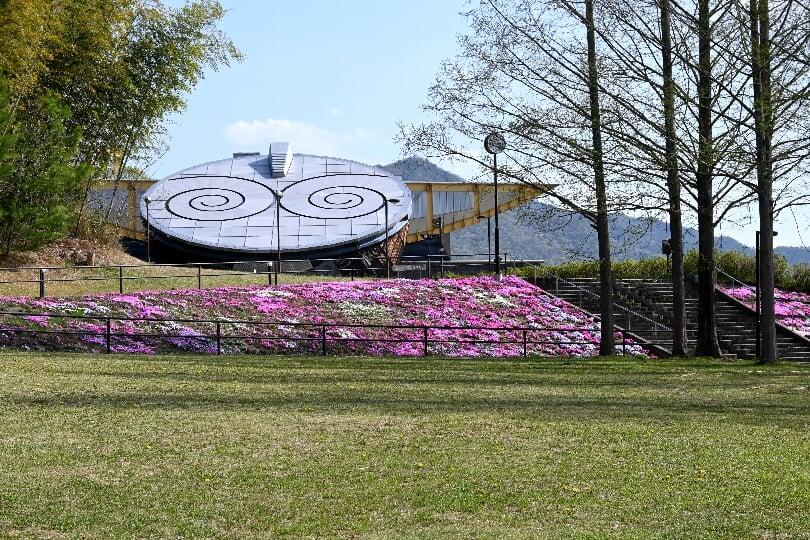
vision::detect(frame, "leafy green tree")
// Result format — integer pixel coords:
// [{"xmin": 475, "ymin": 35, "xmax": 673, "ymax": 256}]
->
[
  {"xmin": 0, "ymin": 0, "xmax": 242, "ymax": 252},
  {"xmin": 63, "ymin": 0, "xmax": 243, "ymax": 223},
  {"xmin": 0, "ymin": 0, "xmax": 64, "ymax": 96},
  {"xmin": 0, "ymin": 83, "xmax": 90, "ymax": 257}
]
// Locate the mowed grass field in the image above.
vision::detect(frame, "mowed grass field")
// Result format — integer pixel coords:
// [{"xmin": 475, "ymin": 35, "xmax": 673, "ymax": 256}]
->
[
  {"xmin": 0, "ymin": 354, "xmax": 808, "ymax": 538},
  {"xmin": 0, "ymin": 266, "xmax": 357, "ymax": 298}
]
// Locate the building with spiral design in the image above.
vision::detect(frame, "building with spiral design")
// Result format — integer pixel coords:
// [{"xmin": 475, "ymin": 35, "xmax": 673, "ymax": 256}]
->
[{"xmin": 140, "ymin": 142, "xmax": 412, "ymax": 262}]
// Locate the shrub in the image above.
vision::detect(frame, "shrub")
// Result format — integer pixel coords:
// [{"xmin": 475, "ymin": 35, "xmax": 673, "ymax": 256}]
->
[{"xmin": 515, "ymin": 250, "xmax": 809, "ymax": 293}]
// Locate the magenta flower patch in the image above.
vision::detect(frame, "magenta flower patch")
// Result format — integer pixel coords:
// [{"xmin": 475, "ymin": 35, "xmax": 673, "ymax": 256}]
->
[
  {"xmin": 0, "ymin": 276, "xmax": 648, "ymax": 357},
  {"xmin": 721, "ymin": 286, "xmax": 810, "ymax": 337}
]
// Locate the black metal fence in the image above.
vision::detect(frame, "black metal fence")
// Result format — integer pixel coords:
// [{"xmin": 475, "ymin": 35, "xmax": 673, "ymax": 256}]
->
[
  {"xmin": 0, "ymin": 254, "xmax": 545, "ymax": 298},
  {"xmin": 0, "ymin": 310, "xmax": 648, "ymax": 357}
]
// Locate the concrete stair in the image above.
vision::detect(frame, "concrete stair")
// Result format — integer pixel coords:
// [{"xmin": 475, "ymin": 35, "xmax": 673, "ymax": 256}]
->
[
  {"xmin": 536, "ymin": 276, "xmax": 810, "ymax": 361},
  {"xmin": 537, "ymin": 277, "xmax": 674, "ymax": 354}
]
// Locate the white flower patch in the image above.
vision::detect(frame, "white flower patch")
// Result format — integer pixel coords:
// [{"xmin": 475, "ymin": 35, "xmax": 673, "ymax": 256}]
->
[
  {"xmin": 276, "ymin": 324, "xmax": 297, "ymax": 334},
  {"xmin": 255, "ymin": 289, "xmax": 294, "ymax": 298},
  {"xmin": 157, "ymin": 320, "xmax": 183, "ymax": 332},
  {"xmin": 375, "ymin": 287, "xmax": 402, "ymax": 298},
  {"xmin": 335, "ymin": 328, "xmax": 357, "ymax": 339},
  {"xmin": 338, "ymin": 302, "xmax": 389, "ymax": 319},
  {"xmin": 81, "ymin": 304, "xmax": 111, "ymax": 315},
  {"xmin": 40, "ymin": 301, "xmax": 78, "ymax": 312},
  {"xmin": 472, "ymin": 291, "xmax": 516, "ymax": 307}
]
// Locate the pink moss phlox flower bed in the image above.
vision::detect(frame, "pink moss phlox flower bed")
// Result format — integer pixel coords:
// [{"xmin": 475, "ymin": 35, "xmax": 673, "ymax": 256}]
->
[
  {"xmin": 721, "ymin": 286, "xmax": 810, "ymax": 337},
  {"xmin": 0, "ymin": 275, "xmax": 648, "ymax": 357}
]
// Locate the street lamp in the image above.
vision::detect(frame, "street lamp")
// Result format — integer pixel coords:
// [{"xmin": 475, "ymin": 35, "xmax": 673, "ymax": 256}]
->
[
  {"xmin": 384, "ymin": 197, "xmax": 402, "ymax": 279},
  {"xmin": 478, "ymin": 214, "xmax": 492, "ymax": 267},
  {"xmin": 143, "ymin": 195, "xmax": 152, "ymax": 263},
  {"xmin": 755, "ymin": 228, "xmax": 778, "ymax": 359},
  {"xmin": 661, "ymin": 239, "xmax": 672, "ymax": 273},
  {"xmin": 275, "ymin": 190, "xmax": 283, "ymax": 286},
  {"xmin": 484, "ymin": 132, "xmax": 506, "ymax": 280}
]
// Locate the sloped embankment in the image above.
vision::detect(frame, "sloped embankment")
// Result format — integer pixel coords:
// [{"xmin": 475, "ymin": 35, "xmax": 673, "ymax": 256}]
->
[{"xmin": 0, "ymin": 276, "xmax": 647, "ymax": 357}]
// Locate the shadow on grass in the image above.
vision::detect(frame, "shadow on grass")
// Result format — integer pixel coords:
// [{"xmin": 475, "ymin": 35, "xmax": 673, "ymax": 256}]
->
[
  {"xmin": 4, "ymin": 354, "xmax": 808, "ymax": 429},
  {"xmin": 31, "ymin": 353, "xmax": 808, "ymax": 390},
  {"xmin": 10, "ymin": 386, "xmax": 810, "ymax": 429}
]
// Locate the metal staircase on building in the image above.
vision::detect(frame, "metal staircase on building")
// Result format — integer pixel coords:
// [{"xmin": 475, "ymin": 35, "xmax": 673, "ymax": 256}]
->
[{"xmin": 535, "ymin": 276, "xmax": 810, "ymax": 361}]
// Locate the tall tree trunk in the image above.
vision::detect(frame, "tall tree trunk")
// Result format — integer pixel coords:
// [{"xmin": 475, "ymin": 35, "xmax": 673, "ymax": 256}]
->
[
  {"xmin": 585, "ymin": 0, "xmax": 615, "ymax": 355},
  {"xmin": 751, "ymin": 0, "xmax": 777, "ymax": 362},
  {"xmin": 660, "ymin": 0, "xmax": 688, "ymax": 356},
  {"xmin": 695, "ymin": 0, "xmax": 722, "ymax": 357}
]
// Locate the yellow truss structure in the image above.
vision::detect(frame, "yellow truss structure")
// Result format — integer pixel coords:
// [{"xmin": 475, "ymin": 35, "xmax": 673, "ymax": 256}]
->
[{"xmin": 404, "ymin": 181, "xmax": 551, "ymax": 243}]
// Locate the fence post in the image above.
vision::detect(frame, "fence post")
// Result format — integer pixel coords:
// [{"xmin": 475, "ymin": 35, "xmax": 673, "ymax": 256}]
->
[
  {"xmin": 216, "ymin": 321, "xmax": 221, "ymax": 355},
  {"xmin": 533, "ymin": 266, "xmax": 537, "ymax": 284},
  {"xmin": 197, "ymin": 265, "xmax": 202, "ymax": 289},
  {"xmin": 523, "ymin": 329, "xmax": 527, "ymax": 357},
  {"xmin": 622, "ymin": 330, "xmax": 627, "ymax": 356},
  {"xmin": 118, "ymin": 266, "xmax": 124, "ymax": 294},
  {"xmin": 105, "ymin": 318, "xmax": 111, "ymax": 354},
  {"xmin": 321, "ymin": 325, "xmax": 327, "ymax": 356},
  {"xmin": 440, "ymin": 257, "xmax": 444, "ymax": 279},
  {"xmin": 427, "ymin": 255, "xmax": 432, "ymax": 279},
  {"xmin": 423, "ymin": 326, "xmax": 429, "ymax": 357},
  {"xmin": 268, "ymin": 263, "xmax": 273, "ymax": 286},
  {"xmin": 38, "ymin": 269, "xmax": 46, "ymax": 299}
]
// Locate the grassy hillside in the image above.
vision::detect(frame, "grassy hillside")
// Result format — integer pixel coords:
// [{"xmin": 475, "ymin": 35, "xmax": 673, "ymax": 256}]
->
[{"xmin": 0, "ymin": 276, "xmax": 647, "ymax": 357}]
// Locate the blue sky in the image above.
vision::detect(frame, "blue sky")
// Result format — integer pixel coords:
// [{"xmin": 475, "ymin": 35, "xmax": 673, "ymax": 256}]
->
[
  {"xmin": 154, "ymin": 1, "xmax": 807, "ymax": 248},
  {"xmin": 153, "ymin": 0, "xmax": 468, "ymax": 178}
]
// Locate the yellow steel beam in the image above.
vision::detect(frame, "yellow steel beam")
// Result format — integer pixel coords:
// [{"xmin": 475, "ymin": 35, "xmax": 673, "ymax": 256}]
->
[
  {"xmin": 97, "ymin": 179, "xmax": 157, "ymax": 190},
  {"xmin": 404, "ymin": 182, "xmax": 553, "ymax": 243}
]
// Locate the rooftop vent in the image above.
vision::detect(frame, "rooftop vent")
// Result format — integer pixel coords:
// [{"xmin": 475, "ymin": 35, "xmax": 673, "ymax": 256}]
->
[{"xmin": 269, "ymin": 142, "xmax": 293, "ymax": 178}]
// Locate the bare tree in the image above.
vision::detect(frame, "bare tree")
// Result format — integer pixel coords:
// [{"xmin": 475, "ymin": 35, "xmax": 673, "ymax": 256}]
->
[
  {"xmin": 401, "ymin": 0, "xmax": 634, "ymax": 354},
  {"xmin": 744, "ymin": 0, "xmax": 810, "ymax": 362},
  {"xmin": 661, "ymin": 0, "xmax": 690, "ymax": 355}
]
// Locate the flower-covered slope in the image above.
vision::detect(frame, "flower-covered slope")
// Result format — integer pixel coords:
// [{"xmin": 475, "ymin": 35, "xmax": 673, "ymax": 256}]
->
[
  {"xmin": 721, "ymin": 286, "xmax": 810, "ymax": 337},
  {"xmin": 0, "ymin": 276, "xmax": 647, "ymax": 357}
]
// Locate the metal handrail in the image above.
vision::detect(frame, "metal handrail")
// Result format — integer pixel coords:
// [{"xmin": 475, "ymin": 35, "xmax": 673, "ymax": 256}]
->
[
  {"xmin": 0, "ymin": 309, "xmax": 648, "ymax": 357},
  {"xmin": 715, "ymin": 267, "xmax": 755, "ymax": 291},
  {"xmin": 0, "ymin": 253, "xmax": 535, "ymax": 298},
  {"xmin": 545, "ymin": 274, "xmax": 672, "ymax": 334},
  {"xmin": 0, "ymin": 253, "xmax": 511, "ymax": 273},
  {"xmin": 0, "ymin": 309, "xmax": 594, "ymax": 330}
]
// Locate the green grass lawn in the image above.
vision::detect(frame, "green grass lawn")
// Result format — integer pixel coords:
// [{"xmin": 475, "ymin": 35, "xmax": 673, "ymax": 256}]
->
[
  {"xmin": 0, "ymin": 267, "xmax": 357, "ymax": 297},
  {"xmin": 0, "ymin": 354, "xmax": 808, "ymax": 539}
]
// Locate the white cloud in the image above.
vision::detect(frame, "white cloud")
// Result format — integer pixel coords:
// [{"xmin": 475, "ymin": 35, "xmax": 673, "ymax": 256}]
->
[
  {"xmin": 223, "ymin": 118, "xmax": 376, "ymax": 158},
  {"xmin": 328, "ymin": 107, "xmax": 343, "ymax": 118}
]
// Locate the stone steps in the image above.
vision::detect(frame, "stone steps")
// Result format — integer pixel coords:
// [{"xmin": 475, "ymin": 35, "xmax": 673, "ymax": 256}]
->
[{"xmin": 536, "ymin": 276, "xmax": 810, "ymax": 361}]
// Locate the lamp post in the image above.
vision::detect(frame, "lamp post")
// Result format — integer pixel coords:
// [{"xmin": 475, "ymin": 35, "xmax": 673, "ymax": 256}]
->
[
  {"xmin": 662, "ymin": 239, "xmax": 672, "ymax": 273},
  {"xmin": 275, "ymin": 191, "xmax": 283, "ymax": 286},
  {"xmin": 143, "ymin": 195, "xmax": 152, "ymax": 263},
  {"xmin": 477, "ymin": 214, "xmax": 492, "ymax": 267},
  {"xmin": 484, "ymin": 132, "xmax": 506, "ymax": 280},
  {"xmin": 384, "ymin": 197, "xmax": 401, "ymax": 279}
]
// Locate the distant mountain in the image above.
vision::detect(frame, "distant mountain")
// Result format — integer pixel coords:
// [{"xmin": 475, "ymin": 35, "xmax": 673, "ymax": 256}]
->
[
  {"xmin": 384, "ymin": 157, "xmax": 809, "ymax": 265},
  {"xmin": 446, "ymin": 200, "xmax": 750, "ymax": 263},
  {"xmin": 774, "ymin": 246, "xmax": 810, "ymax": 265},
  {"xmin": 382, "ymin": 157, "xmax": 467, "ymax": 183}
]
